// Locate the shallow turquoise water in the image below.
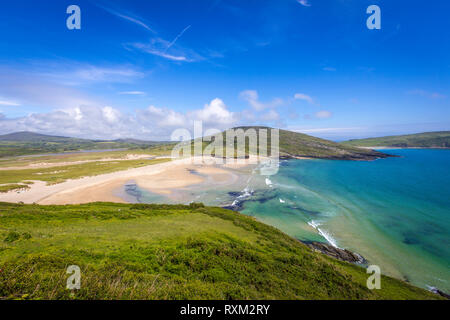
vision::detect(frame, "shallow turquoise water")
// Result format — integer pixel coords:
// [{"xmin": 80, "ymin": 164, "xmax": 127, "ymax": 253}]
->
[{"xmin": 240, "ymin": 149, "xmax": 450, "ymax": 291}]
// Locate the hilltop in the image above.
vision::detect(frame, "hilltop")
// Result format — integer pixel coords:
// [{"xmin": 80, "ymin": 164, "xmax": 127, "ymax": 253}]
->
[
  {"xmin": 214, "ymin": 127, "xmax": 389, "ymax": 160},
  {"xmin": 341, "ymin": 131, "xmax": 450, "ymax": 148},
  {"xmin": 0, "ymin": 129, "xmax": 390, "ymax": 160},
  {"xmin": 0, "ymin": 202, "xmax": 440, "ymax": 300}
]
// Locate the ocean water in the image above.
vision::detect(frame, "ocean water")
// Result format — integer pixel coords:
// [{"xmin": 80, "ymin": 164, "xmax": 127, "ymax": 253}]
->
[
  {"xmin": 123, "ymin": 149, "xmax": 450, "ymax": 292},
  {"xmin": 240, "ymin": 149, "xmax": 450, "ymax": 292}
]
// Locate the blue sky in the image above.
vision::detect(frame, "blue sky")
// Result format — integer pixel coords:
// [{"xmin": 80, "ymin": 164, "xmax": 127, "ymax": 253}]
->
[{"xmin": 0, "ymin": 0, "xmax": 448, "ymax": 140}]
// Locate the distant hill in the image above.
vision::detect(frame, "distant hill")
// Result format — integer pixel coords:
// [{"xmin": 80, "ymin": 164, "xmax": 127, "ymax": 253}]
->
[
  {"xmin": 205, "ymin": 127, "xmax": 389, "ymax": 160},
  {"xmin": 341, "ymin": 131, "xmax": 450, "ymax": 148},
  {"xmin": 0, "ymin": 129, "xmax": 390, "ymax": 160},
  {"xmin": 0, "ymin": 131, "xmax": 87, "ymax": 143},
  {"xmin": 0, "ymin": 131, "xmax": 160, "ymax": 158}
]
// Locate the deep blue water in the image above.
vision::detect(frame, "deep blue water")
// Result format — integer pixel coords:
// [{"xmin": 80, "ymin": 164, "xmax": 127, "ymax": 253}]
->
[{"xmin": 241, "ymin": 149, "xmax": 450, "ymax": 291}]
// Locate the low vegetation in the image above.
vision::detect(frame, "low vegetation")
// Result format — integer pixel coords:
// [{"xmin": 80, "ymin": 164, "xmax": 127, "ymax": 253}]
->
[
  {"xmin": 342, "ymin": 131, "xmax": 450, "ymax": 148},
  {"xmin": 193, "ymin": 127, "xmax": 389, "ymax": 160},
  {"xmin": 0, "ymin": 202, "xmax": 440, "ymax": 300},
  {"xmin": 0, "ymin": 158, "xmax": 170, "ymax": 186},
  {"xmin": 0, "ymin": 131, "xmax": 167, "ymax": 158},
  {"xmin": 0, "ymin": 184, "xmax": 31, "ymax": 193}
]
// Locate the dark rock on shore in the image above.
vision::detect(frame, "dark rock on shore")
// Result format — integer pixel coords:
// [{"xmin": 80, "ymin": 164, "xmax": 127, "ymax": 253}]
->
[
  {"xmin": 280, "ymin": 150, "xmax": 395, "ymax": 161},
  {"xmin": 430, "ymin": 287, "xmax": 450, "ymax": 299},
  {"xmin": 302, "ymin": 241, "xmax": 367, "ymax": 264}
]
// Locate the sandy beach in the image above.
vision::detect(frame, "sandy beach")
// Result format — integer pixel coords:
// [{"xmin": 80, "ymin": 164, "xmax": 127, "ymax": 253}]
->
[{"xmin": 0, "ymin": 156, "xmax": 257, "ymax": 205}]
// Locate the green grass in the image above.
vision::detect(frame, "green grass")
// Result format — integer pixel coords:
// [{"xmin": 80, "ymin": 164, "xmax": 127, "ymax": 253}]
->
[
  {"xmin": 1, "ymin": 128, "xmax": 387, "ymax": 161},
  {"xmin": 342, "ymin": 131, "xmax": 450, "ymax": 148},
  {"xmin": 0, "ymin": 131, "xmax": 166, "ymax": 158},
  {"xmin": 0, "ymin": 158, "xmax": 170, "ymax": 186},
  {"xmin": 0, "ymin": 184, "xmax": 31, "ymax": 193},
  {"xmin": 0, "ymin": 202, "xmax": 440, "ymax": 300},
  {"xmin": 191, "ymin": 127, "xmax": 388, "ymax": 160},
  {"xmin": 0, "ymin": 148, "xmax": 168, "ymax": 169}
]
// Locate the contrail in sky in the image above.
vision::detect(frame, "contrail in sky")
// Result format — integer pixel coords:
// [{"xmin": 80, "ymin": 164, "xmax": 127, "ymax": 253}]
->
[{"xmin": 166, "ymin": 25, "xmax": 191, "ymax": 51}]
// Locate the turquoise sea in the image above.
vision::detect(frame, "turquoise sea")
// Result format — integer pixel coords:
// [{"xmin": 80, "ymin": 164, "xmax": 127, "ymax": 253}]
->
[
  {"xmin": 240, "ymin": 149, "xmax": 450, "ymax": 292},
  {"xmin": 124, "ymin": 149, "xmax": 450, "ymax": 292}
]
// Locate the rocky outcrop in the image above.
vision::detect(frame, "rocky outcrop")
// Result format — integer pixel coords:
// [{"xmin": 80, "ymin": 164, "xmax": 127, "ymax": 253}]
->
[
  {"xmin": 302, "ymin": 241, "xmax": 366, "ymax": 264},
  {"xmin": 430, "ymin": 287, "xmax": 450, "ymax": 299}
]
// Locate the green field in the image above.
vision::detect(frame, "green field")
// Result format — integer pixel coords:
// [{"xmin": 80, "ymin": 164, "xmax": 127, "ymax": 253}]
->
[
  {"xmin": 0, "ymin": 202, "xmax": 439, "ymax": 300},
  {"xmin": 0, "ymin": 158, "xmax": 170, "ymax": 186},
  {"xmin": 342, "ymin": 131, "xmax": 450, "ymax": 148},
  {"xmin": 0, "ymin": 131, "xmax": 167, "ymax": 158}
]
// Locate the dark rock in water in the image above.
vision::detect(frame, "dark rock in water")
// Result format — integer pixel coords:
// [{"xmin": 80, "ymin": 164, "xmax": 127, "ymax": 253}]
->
[
  {"xmin": 302, "ymin": 241, "xmax": 366, "ymax": 264},
  {"xmin": 227, "ymin": 191, "xmax": 242, "ymax": 197},
  {"xmin": 430, "ymin": 287, "xmax": 450, "ymax": 299},
  {"xmin": 403, "ymin": 237, "xmax": 420, "ymax": 245}
]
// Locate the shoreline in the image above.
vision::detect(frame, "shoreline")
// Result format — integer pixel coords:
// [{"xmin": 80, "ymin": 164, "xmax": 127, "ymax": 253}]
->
[
  {"xmin": 0, "ymin": 156, "xmax": 259, "ymax": 205},
  {"xmin": 357, "ymin": 146, "xmax": 450, "ymax": 150}
]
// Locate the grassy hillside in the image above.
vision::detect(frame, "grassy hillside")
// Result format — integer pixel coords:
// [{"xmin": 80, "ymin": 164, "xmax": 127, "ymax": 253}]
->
[
  {"xmin": 342, "ymin": 131, "xmax": 450, "ymax": 148},
  {"xmin": 1, "ymin": 129, "xmax": 389, "ymax": 160},
  {"xmin": 276, "ymin": 128, "xmax": 388, "ymax": 159},
  {"xmin": 197, "ymin": 127, "xmax": 389, "ymax": 160},
  {"xmin": 0, "ymin": 132, "xmax": 162, "ymax": 158},
  {"xmin": 0, "ymin": 202, "xmax": 439, "ymax": 300}
]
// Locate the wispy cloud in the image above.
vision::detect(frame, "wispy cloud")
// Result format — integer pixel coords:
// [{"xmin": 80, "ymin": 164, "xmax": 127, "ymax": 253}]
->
[
  {"xmin": 408, "ymin": 89, "xmax": 446, "ymax": 99},
  {"xmin": 0, "ymin": 99, "xmax": 20, "ymax": 106},
  {"xmin": 130, "ymin": 42, "xmax": 189, "ymax": 61},
  {"xmin": 297, "ymin": 0, "xmax": 311, "ymax": 7},
  {"xmin": 240, "ymin": 90, "xmax": 283, "ymax": 111},
  {"xmin": 72, "ymin": 66, "xmax": 144, "ymax": 83},
  {"xmin": 323, "ymin": 67, "xmax": 336, "ymax": 72},
  {"xmin": 98, "ymin": 4, "xmax": 155, "ymax": 33},
  {"xmin": 314, "ymin": 110, "xmax": 332, "ymax": 119},
  {"xmin": 119, "ymin": 91, "xmax": 146, "ymax": 95},
  {"xmin": 295, "ymin": 127, "xmax": 364, "ymax": 134},
  {"xmin": 294, "ymin": 93, "xmax": 314, "ymax": 104}
]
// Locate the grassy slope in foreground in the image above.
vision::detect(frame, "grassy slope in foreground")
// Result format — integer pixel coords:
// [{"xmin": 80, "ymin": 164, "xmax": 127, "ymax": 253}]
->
[
  {"xmin": 0, "ymin": 202, "xmax": 439, "ymax": 300},
  {"xmin": 342, "ymin": 131, "xmax": 450, "ymax": 148}
]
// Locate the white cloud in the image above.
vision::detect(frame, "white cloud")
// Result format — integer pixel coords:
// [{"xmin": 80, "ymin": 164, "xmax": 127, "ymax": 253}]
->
[
  {"xmin": 240, "ymin": 90, "xmax": 283, "ymax": 111},
  {"xmin": 130, "ymin": 42, "xmax": 190, "ymax": 62},
  {"xmin": 0, "ymin": 100, "xmax": 21, "ymax": 106},
  {"xmin": 297, "ymin": 0, "xmax": 311, "ymax": 7},
  {"xmin": 73, "ymin": 66, "xmax": 144, "ymax": 82},
  {"xmin": 102, "ymin": 106, "xmax": 120, "ymax": 124},
  {"xmin": 295, "ymin": 127, "xmax": 363, "ymax": 134},
  {"xmin": 0, "ymin": 64, "xmax": 145, "ymax": 110},
  {"xmin": 189, "ymin": 98, "xmax": 236, "ymax": 127},
  {"xmin": 323, "ymin": 67, "xmax": 336, "ymax": 72},
  {"xmin": 119, "ymin": 91, "xmax": 146, "ymax": 95},
  {"xmin": 0, "ymin": 98, "xmax": 238, "ymax": 140},
  {"xmin": 294, "ymin": 93, "xmax": 314, "ymax": 104},
  {"xmin": 260, "ymin": 109, "xmax": 280, "ymax": 121},
  {"xmin": 314, "ymin": 110, "xmax": 332, "ymax": 119},
  {"xmin": 98, "ymin": 5, "xmax": 155, "ymax": 33},
  {"xmin": 408, "ymin": 89, "xmax": 446, "ymax": 99}
]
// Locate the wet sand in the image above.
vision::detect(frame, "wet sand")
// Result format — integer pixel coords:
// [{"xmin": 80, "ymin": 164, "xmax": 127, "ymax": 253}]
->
[{"xmin": 0, "ymin": 156, "xmax": 258, "ymax": 205}]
